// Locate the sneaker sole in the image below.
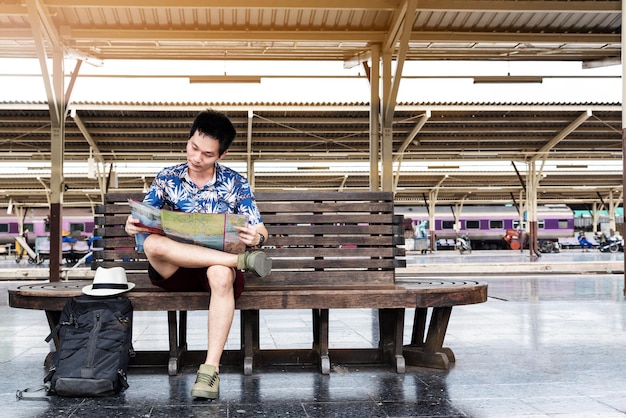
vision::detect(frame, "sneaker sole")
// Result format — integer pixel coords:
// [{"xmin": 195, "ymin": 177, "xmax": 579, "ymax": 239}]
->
[
  {"xmin": 255, "ymin": 255, "xmax": 272, "ymax": 277},
  {"xmin": 191, "ymin": 388, "xmax": 219, "ymax": 399}
]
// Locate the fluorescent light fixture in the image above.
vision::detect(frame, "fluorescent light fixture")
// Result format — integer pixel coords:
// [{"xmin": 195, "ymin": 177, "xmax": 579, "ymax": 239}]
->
[
  {"xmin": 189, "ymin": 76, "xmax": 262, "ymax": 83},
  {"xmin": 556, "ymin": 164, "xmax": 588, "ymax": 169},
  {"xmin": 428, "ymin": 165, "xmax": 459, "ymax": 170},
  {"xmin": 473, "ymin": 76, "xmax": 543, "ymax": 84},
  {"xmin": 297, "ymin": 166, "xmax": 330, "ymax": 170},
  {"xmin": 308, "ymin": 153, "xmax": 350, "ymax": 157}
]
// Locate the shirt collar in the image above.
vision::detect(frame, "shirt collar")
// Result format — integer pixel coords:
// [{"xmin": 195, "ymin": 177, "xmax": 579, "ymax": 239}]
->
[{"xmin": 182, "ymin": 162, "xmax": 220, "ymax": 188}]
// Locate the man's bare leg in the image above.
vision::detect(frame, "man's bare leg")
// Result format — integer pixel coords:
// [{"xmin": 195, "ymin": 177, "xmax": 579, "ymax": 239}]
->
[
  {"xmin": 142, "ymin": 234, "xmax": 271, "ymax": 277},
  {"xmin": 204, "ymin": 265, "xmax": 235, "ymax": 371},
  {"xmin": 189, "ymin": 265, "xmax": 235, "ymax": 399},
  {"xmin": 143, "ymin": 235, "xmax": 239, "ymax": 273}
]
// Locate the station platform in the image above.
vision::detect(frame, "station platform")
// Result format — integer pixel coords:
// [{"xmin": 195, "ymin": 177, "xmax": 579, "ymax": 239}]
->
[
  {"xmin": 1, "ymin": 250, "xmax": 626, "ymax": 417},
  {"xmin": 401, "ymin": 248, "xmax": 624, "ymax": 276}
]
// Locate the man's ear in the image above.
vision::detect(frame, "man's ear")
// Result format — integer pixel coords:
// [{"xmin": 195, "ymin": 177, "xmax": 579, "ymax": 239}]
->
[{"xmin": 218, "ymin": 150, "xmax": 229, "ymax": 160}]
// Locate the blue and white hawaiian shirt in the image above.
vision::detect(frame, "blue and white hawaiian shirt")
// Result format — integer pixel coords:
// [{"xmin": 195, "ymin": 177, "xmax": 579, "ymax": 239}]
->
[{"xmin": 143, "ymin": 162, "xmax": 263, "ymax": 225}]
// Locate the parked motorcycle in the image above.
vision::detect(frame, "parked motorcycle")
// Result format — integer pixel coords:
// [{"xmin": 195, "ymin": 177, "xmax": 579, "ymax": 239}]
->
[
  {"xmin": 456, "ymin": 233, "xmax": 472, "ymax": 254},
  {"xmin": 539, "ymin": 240, "xmax": 560, "ymax": 253},
  {"xmin": 598, "ymin": 236, "xmax": 622, "ymax": 253}
]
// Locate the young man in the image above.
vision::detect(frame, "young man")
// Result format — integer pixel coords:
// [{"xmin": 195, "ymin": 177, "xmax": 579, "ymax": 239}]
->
[{"xmin": 124, "ymin": 110, "xmax": 271, "ymax": 400}]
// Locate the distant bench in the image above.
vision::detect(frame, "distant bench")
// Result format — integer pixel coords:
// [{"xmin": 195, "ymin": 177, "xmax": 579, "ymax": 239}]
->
[{"xmin": 9, "ymin": 191, "xmax": 488, "ymax": 375}]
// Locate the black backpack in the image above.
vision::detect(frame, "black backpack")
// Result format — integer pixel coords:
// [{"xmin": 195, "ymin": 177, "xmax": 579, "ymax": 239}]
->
[{"xmin": 41, "ymin": 294, "xmax": 134, "ymax": 397}]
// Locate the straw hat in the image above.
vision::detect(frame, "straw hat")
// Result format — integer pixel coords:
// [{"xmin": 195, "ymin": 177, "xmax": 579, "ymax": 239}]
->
[{"xmin": 82, "ymin": 267, "xmax": 135, "ymax": 296}]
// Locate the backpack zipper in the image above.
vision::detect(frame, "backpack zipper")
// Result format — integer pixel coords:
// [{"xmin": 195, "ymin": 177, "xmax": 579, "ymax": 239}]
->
[{"xmin": 86, "ymin": 310, "xmax": 102, "ymax": 372}]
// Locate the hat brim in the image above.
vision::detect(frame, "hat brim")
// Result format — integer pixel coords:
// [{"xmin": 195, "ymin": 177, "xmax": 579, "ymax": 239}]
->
[{"xmin": 82, "ymin": 282, "xmax": 135, "ymax": 296}]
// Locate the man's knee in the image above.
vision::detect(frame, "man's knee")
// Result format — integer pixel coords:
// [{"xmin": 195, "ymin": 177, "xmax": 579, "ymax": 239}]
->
[
  {"xmin": 206, "ymin": 266, "xmax": 235, "ymax": 294},
  {"xmin": 142, "ymin": 235, "xmax": 168, "ymax": 258}
]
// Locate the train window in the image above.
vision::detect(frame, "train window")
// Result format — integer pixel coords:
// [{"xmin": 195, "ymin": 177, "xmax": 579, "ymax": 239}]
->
[
  {"xmin": 514, "ymin": 220, "xmax": 546, "ymax": 229},
  {"xmin": 441, "ymin": 220, "xmax": 455, "ymax": 230},
  {"xmin": 69, "ymin": 223, "xmax": 85, "ymax": 233},
  {"xmin": 466, "ymin": 220, "xmax": 480, "ymax": 229},
  {"xmin": 558, "ymin": 219, "xmax": 569, "ymax": 229},
  {"xmin": 0, "ymin": 223, "xmax": 8, "ymax": 233},
  {"xmin": 24, "ymin": 223, "xmax": 34, "ymax": 233},
  {"xmin": 512, "ymin": 220, "xmax": 520, "ymax": 229},
  {"xmin": 489, "ymin": 220, "xmax": 504, "ymax": 229}
]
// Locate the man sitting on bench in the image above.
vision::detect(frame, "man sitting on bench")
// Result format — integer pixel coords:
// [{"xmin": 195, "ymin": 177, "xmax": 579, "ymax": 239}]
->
[{"xmin": 124, "ymin": 109, "xmax": 271, "ymax": 400}]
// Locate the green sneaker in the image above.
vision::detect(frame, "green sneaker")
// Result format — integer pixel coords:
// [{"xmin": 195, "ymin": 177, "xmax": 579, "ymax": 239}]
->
[
  {"xmin": 191, "ymin": 364, "xmax": 220, "ymax": 399},
  {"xmin": 237, "ymin": 250, "xmax": 272, "ymax": 277}
]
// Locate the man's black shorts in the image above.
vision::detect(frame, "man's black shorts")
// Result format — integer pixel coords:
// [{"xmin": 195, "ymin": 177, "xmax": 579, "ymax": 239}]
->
[{"xmin": 148, "ymin": 264, "xmax": 245, "ymax": 299}]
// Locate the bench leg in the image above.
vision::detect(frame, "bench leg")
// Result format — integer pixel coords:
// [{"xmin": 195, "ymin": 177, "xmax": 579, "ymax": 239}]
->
[
  {"xmin": 404, "ymin": 307, "xmax": 455, "ymax": 370},
  {"xmin": 167, "ymin": 311, "xmax": 188, "ymax": 376},
  {"xmin": 241, "ymin": 310, "xmax": 259, "ymax": 376},
  {"xmin": 312, "ymin": 309, "xmax": 330, "ymax": 374},
  {"xmin": 378, "ymin": 308, "xmax": 406, "ymax": 373}
]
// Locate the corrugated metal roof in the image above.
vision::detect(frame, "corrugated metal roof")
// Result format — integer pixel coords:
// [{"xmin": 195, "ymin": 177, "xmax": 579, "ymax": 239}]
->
[
  {"xmin": 0, "ymin": 100, "xmax": 621, "ymax": 208},
  {"xmin": 0, "ymin": 1, "xmax": 620, "ymax": 62}
]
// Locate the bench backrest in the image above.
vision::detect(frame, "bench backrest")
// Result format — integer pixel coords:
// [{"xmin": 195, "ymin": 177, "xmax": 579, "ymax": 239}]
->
[{"xmin": 93, "ymin": 191, "xmax": 405, "ymax": 290}]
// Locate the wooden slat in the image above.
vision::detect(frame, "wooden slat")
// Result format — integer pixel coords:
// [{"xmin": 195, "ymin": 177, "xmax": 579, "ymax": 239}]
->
[
  {"xmin": 104, "ymin": 192, "xmax": 144, "ymax": 203},
  {"xmin": 245, "ymin": 271, "xmax": 396, "ymax": 288},
  {"xmin": 258, "ymin": 201, "xmax": 394, "ymax": 213},
  {"xmin": 264, "ymin": 224, "xmax": 395, "ymax": 234},
  {"xmin": 254, "ymin": 191, "xmax": 394, "ymax": 202},
  {"xmin": 94, "ymin": 260, "xmax": 148, "ymax": 270},
  {"xmin": 268, "ymin": 259, "xmax": 396, "ymax": 269},
  {"xmin": 264, "ymin": 247, "xmax": 396, "ymax": 257}
]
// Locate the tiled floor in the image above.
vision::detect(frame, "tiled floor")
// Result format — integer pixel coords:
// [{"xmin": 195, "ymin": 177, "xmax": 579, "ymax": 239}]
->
[{"xmin": 2, "ymin": 250, "xmax": 626, "ymax": 417}]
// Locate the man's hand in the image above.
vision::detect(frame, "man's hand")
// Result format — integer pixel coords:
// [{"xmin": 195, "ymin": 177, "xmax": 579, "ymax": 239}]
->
[
  {"xmin": 124, "ymin": 215, "xmax": 153, "ymax": 236},
  {"xmin": 234, "ymin": 225, "xmax": 265, "ymax": 247}
]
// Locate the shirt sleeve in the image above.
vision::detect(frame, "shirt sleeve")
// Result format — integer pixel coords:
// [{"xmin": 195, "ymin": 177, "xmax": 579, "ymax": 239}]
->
[
  {"xmin": 142, "ymin": 169, "xmax": 166, "ymax": 208},
  {"xmin": 237, "ymin": 195, "xmax": 263, "ymax": 226},
  {"xmin": 233, "ymin": 179, "xmax": 263, "ymax": 225}
]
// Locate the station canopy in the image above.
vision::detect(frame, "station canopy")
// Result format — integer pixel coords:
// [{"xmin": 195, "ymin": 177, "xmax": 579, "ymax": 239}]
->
[{"xmin": 0, "ymin": 1, "xmax": 622, "ymax": 210}]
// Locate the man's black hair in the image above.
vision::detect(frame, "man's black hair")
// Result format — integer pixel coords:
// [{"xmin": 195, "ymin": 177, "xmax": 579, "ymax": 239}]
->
[{"xmin": 189, "ymin": 110, "xmax": 237, "ymax": 156}]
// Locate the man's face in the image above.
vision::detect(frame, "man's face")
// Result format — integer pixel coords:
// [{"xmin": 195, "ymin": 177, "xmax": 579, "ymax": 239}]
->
[{"xmin": 186, "ymin": 131, "xmax": 225, "ymax": 173}]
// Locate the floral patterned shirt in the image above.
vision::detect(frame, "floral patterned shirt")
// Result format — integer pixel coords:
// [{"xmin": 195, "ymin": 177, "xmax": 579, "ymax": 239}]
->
[{"xmin": 143, "ymin": 162, "xmax": 263, "ymax": 225}]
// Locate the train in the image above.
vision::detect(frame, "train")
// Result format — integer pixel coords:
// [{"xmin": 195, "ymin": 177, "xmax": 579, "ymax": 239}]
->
[
  {"xmin": 0, "ymin": 208, "xmax": 95, "ymax": 247},
  {"xmin": 1, "ymin": 204, "xmax": 621, "ymax": 253},
  {"xmin": 396, "ymin": 204, "xmax": 578, "ymax": 250}
]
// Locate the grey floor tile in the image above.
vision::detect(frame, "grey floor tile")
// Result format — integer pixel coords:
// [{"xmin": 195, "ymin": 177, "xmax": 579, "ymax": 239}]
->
[{"xmin": 2, "ymin": 251, "xmax": 626, "ymax": 417}]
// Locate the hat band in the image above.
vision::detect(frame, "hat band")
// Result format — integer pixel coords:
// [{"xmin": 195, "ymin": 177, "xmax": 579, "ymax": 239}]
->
[{"xmin": 92, "ymin": 283, "xmax": 129, "ymax": 290}]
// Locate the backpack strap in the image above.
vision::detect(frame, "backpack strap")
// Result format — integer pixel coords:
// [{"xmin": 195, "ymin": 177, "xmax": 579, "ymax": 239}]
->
[
  {"xmin": 16, "ymin": 382, "xmax": 51, "ymax": 400},
  {"xmin": 118, "ymin": 369, "xmax": 130, "ymax": 390},
  {"xmin": 44, "ymin": 314, "xmax": 77, "ymax": 343},
  {"xmin": 44, "ymin": 323, "xmax": 60, "ymax": 343}
]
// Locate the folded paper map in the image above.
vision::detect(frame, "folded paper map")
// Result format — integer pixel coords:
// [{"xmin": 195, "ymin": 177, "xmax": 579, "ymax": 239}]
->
[{"xmin": 129, "ymin": 199, "xmax": 249, "ymax": 254}]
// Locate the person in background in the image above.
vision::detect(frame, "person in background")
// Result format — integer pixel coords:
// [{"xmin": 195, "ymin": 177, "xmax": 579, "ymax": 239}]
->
[
  {"xmin": 124, "ymin": 109, "xmax": 271, "ymax": 400},
  {"xmin": 577, "ymin": 231, "xmax": 593, "ymax": 252},
  {"xmin": 18, "ymin": 228, "xmax": 30, "ymax": 259}
]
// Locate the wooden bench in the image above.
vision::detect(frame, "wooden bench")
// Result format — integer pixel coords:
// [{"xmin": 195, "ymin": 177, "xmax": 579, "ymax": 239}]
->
[{"xmin": 9, "ymin": 191, "xmax": 487, "ymax": 375}]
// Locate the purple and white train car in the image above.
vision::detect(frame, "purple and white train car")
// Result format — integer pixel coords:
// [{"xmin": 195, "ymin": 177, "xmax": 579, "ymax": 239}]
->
[
  {"xmin": 0, "ymin": 208, "xmax": 94, "ymax": 245},
  {"xmin": 396, "ymin": 205, "xmax": 575, "ymax": 250}
]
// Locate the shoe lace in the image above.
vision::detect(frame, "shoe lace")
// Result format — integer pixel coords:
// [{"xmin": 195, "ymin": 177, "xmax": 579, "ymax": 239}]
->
[{"xmin": 196, "ymin": 371, "xmax": 218, "ymax": 387}]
